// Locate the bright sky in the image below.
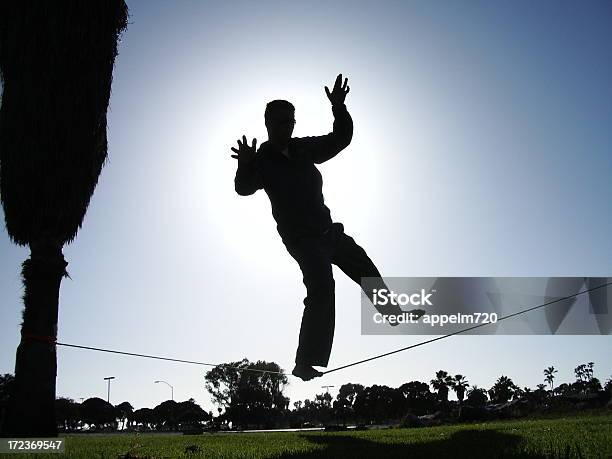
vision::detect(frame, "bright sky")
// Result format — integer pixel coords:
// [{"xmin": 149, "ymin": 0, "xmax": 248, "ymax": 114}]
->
[{"xmin": 1, "ymin": 0, "xmax": 611, "ymax": 413}]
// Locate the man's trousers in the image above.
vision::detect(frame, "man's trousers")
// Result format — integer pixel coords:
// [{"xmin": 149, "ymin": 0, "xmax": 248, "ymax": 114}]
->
[{"xmin": 283, "ymin": 222, "xmax": 400, "ymax": 367}]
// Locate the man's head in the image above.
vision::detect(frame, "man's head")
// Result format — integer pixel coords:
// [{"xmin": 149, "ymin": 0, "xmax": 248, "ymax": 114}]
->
[{"xmin": 265, "ymin": 99, "xmax": 295, "ymax": 148}]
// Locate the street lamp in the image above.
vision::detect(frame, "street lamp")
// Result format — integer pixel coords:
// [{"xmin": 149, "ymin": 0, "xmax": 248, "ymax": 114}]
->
[
  {"xmin": 321, "ymin": 385, "xmax": 335, "ymax": 394},
  {"xmin": 155, "ymin": 380, "xmax": 174, "ymax": 401},
  {"xmin": 104, "ymin": 376, "xmax": 115, "ymax": 403}
]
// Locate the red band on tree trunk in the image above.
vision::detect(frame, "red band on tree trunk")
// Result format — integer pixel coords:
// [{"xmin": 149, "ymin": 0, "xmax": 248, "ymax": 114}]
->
[{"xmin": 21, "ymin": 332, "xmax": 57, "ymax": 345}]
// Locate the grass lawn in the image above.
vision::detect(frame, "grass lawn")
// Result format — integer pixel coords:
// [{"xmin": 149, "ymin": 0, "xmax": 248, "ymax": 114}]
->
[{"xmin": 5, "ymin": 411, "xmax": 611, "ymax": 458}]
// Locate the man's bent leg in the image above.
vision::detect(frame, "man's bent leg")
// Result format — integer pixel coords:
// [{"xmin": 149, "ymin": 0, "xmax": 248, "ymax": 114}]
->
[
  {"xmin": 331, "ymin": 225, "xmax": 417, "ymax": 319},
  {"xmin": 285, "ymin": 237, "xmax": 335, "ymax": 367}
]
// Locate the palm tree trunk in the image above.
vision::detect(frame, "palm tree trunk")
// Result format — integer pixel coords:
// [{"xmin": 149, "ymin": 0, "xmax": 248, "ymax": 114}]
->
[{"xmin": 2, "ymin": 240, "xmax": 68, "ymax": 437}]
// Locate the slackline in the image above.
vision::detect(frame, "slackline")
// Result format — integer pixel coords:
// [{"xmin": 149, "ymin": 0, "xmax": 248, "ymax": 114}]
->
[{"xmin": 52, "ymin": 281, "xmax": 610, "ymax": 378}]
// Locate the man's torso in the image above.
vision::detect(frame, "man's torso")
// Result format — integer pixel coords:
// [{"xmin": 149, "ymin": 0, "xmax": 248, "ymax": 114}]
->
[{"xmin": 255, "ymin": 138, "xmax": 333, "ymax": 245}]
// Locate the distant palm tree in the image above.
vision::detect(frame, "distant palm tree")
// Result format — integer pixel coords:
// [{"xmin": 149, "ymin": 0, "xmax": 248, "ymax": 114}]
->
[
  {"xmin": 430, "ymin": 370, "xmax": 453, "ymax": 403},
  {"xmin": 0, "ymin": 1, "xmax": 128, "ymax": 436},
  {"xmin": 488, "ymin": 375, "xmax": 518, "ymax": 404},
  {"xmin": 465, "ymin": 385, "xmax": 488, "ymax": 407},
  {"xmin": 543, "ymin": 366, "xmax": 558, "ymax": 392},
  {"xmin": 536, "ymin": 383, "xmax": 547, "ymax": 393},
  {"xmin": 451, "ymin": 374, "xmax": 469, "ymax": 405}
]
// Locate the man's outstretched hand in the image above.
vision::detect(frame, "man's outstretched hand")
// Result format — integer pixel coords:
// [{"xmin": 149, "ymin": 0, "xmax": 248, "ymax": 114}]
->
[
  {"xmin": 325, "ymin": 73, "xmax": 350, "ymax": 106},
  {"xmin": 231, "ymin": 135, "xmax": 257, "ymax": 163}
]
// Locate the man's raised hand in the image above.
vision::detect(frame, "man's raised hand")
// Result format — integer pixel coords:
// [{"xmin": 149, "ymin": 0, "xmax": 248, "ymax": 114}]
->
[
  {"xmin": 325, "ymin": 73, "xmax": 350, "ymax": 106},
  {"xmin": 230, "ymin": 135, "xmax": 257, "ymax": 163}
]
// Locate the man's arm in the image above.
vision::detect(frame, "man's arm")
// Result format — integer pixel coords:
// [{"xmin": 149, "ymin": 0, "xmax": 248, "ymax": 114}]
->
[
  {"xmin": 235, "ymin": 157, "xmax": 263, "ymax": 196},
  {"xmin": 308, "ymin": 73, "xmax": 353, "ymax": 164},
  {"xmin": 308, "ymin": 102, "xmax": 353, "ymax": 164},
  {"xmin": 231, "ymin": 135, "xmax": 263, "ymax": 196}
]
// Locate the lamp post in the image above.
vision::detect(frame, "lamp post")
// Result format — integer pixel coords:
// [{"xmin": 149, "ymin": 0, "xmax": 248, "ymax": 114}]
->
[
  {"xmin": 321, "ymin": 385, "xmax": 335, "ymax": 394},
  {"xmin": 154, "ymin": 380, "xmax": 174, "ymax": 401},
  {"xmin": 321, "ymin": 385, "xmax": 335, "ymax": 425},
  {"xmin": 104, "ymin": 376, "xmax": 115, "ymax": 403}
]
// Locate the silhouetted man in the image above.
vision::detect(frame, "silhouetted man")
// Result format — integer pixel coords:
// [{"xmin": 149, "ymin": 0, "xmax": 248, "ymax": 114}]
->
[{"xmin": 231, "ymin": 74, "xmax": 405, "ymax": 381}]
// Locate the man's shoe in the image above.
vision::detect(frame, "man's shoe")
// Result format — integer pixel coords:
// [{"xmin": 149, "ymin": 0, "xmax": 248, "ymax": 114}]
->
[{"xmin": 292, "ymin": 364, "xmax": 323, "ymax": 381}]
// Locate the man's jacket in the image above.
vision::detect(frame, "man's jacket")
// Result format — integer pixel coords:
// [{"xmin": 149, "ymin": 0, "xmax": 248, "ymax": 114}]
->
[{"xmin": 234, "ymin": 103, "xmax": 353, "ymax": 245}]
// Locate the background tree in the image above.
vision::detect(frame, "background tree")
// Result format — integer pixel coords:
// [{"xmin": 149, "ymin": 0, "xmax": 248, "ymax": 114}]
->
[
  {"xmin": 0, "ymin": 1, "xmax": 128, "ymax": 436},
  {"xmin": 175, "ymin": 399, "xmax": 211, "ymax": 427},
  {"xmin": 430, "ymin": 370, "xmax": 453, "ymax": 403},
  {"xmin": 532, "ymin": 384, "xmax": 549, "ymax": 404},
  {"xmin": 354, "ymin": 385, "xmax": 403, "ymax": 424},
  {"xmin": 399, "ymin": 381, "xmax": 436, "ymax": 415},
  {"xmin": 555, "ymin": 383, "xmax": 571, "ymax": 397},
  {"xmin": 153, "ymin": 400, "xmax": 179, "ymax": 431},
  {"xmin": 466, "ymin": 386, "xmax": 488, "ymax": 407},
  {"xmin": 574, "ymin": 362, "xmax": 594, "ymax": 382},
  {"xmin": 300, "ymin": 399, "xmax": 317, "ymax": 425},
  {"xmin": 512, "ymin": 386, "xmax": 525, "ymax": 401},
  {"xmin": 55, "ymin": 398, "xmax": 80, "ymax": 431},
  {"xmin": 79, "ymin": 397, "xmax": 116, "ymax": 429},
  {"xmin": 334, "ymin": 383, "xmax": 364, "ymax": 425},
  {"xmin": 131, "ymin": 408, "xmax": 156, "ymax": 431},
  {"xmin": 544, "ymin": 366, "xmax": 557, "ymax": 392},
  {"xmin": 0, "ymin": 374, "xmax": 15, "ymax": 431},
  {"xmin": 585, "ymin": 378, "xmax": 602, "ymax": 394},
  {"xmin": 573, "ymin": 362, "xmax": 599, "ymax": 394},
  {"xmin": 451, "ymin": 375, "xmax": 470, "ymax": 405},
  {"xmin": 114, "ymin": 401, "xmax": 133, "ymax": 430},
  {"xmin": 204, "ymin": 359, "xmax": 288, "ymax": 429},
  {"xmin": 0, "ymin": 374, "xmax": 15, "ymax": 402},
  {"xmin": 488, "ymin": 376, "xmax": 519, "ymax": 404},
  {"xmin": 313, "ymin": 392, "xmax": 333, "ymax": 425}
]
